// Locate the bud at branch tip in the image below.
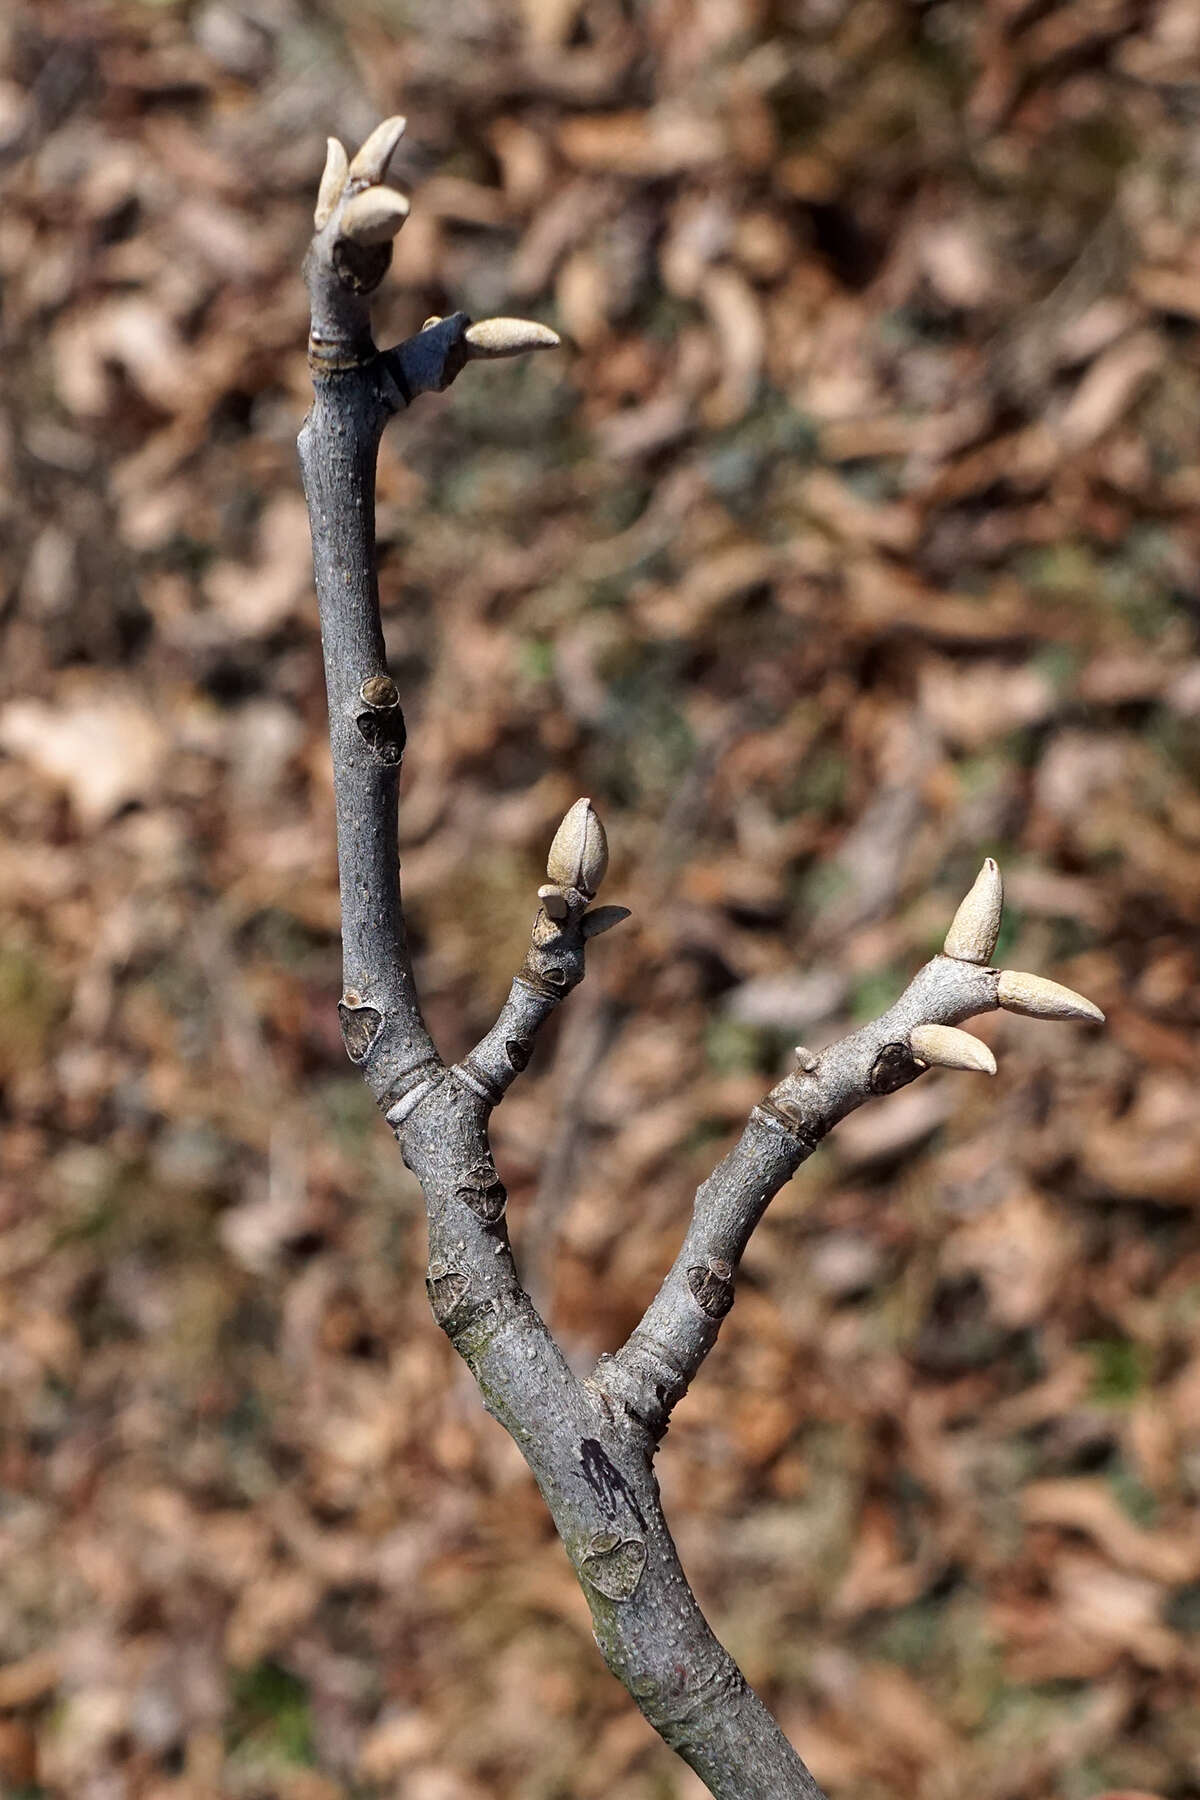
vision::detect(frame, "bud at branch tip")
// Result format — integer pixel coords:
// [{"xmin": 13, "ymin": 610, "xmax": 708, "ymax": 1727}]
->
[
  {"xmin": 546, "ymin": 798, "xmax": 608, "ymax": 897},
  {"xmin": 943, "ymin": 857, "xmax": 1003, "ymax": 964}
]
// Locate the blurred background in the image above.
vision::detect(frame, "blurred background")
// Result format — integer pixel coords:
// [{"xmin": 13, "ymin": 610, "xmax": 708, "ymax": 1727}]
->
[{"xmin": 2, "ymin": 0, "xmax": 1200, "ymax": 1796}]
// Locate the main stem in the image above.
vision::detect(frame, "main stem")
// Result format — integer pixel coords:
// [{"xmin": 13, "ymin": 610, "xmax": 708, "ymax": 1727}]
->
[{"xmin": 297, "ymin": 145, "xmax": 824, "ymax": 1796}]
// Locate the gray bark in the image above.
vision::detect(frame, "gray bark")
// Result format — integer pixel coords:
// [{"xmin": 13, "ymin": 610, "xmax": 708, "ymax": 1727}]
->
[{"xmin": 296, "ymin": 125, "xmax": 1103, "ymax": 1800}]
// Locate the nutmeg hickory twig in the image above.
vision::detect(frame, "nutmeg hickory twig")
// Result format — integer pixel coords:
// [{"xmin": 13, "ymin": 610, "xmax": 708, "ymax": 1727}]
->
[{"xmin": 297, "ymin": 123, "xmax": 1105, "ymax": 1800}]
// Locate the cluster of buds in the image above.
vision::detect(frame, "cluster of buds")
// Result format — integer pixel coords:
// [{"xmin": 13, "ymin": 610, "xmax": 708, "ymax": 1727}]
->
[
  {"xmin": 539, "ymin": 799, "xmax": 629, "ymax": 940},
  {"xmin": 793, "ymin": 857, "xmax": 1104, "ymax": 1079},
  {"xmin": 314, "ymin": 120, "xmax": 560, "ymax": 361},
  {"xmin": 910, "ymin": 858, "xmax": 1103, "ymax": 1077}
]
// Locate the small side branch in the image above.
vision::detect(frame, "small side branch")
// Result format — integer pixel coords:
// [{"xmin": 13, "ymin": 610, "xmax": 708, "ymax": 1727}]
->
[
  {"xmin": 597, "ymin": 861, "xmax": 1104, "ymax": 1440},
  {"xmin": 456, "ymin": 798, "xmax": 629, "ymax": 1105}
]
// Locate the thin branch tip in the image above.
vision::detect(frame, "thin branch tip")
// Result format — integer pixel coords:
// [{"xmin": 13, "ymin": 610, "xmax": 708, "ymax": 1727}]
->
[
  {"xmin": 910, "ymin": 1023, "xmax": 997, "ymax": 1075},
  {"xmin": 943, "ymin": 856, "xmax": 1004, "ymax": 964}
]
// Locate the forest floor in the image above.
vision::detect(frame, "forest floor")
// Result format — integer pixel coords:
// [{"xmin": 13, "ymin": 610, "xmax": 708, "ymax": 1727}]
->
[{"xmin": 3, "ymin": 1, "xmax": 1200, "ymax": 1796}]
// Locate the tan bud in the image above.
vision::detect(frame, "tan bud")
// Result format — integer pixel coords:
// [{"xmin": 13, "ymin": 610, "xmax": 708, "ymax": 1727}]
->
[
  {"xmin": 582, "ymin": 905, "xmax": 630, "ymax": 939},
  {"xmin": 546, "ymin": 798, "xmax": 608, "ymax": 896},
  {"xmin": 997, "ymin": 970, "xmax": 1104, "ymax": 1024},
  {"xmin": 910, "ymin": 1024, "xmax": 996, "ymax": 1076},
  {"xmin": 943, "ymin": 856, "xmax": 1004, "ymax": 964},
  {"xmin": 794, "ymin": 1046, "xmax": 817, "ymax": 1072},
  {"xmin": 464, "ymin": 317, "xmax": 561, "ymax": 360},
  {"xmin": 339, "ymin": 187, "xmax": 411, "ymax": 246},
  {"xmin": 537, "ymin": 884, "xmax": 569, "ymax": 922},
  {"xmin": 421, "ymin": 316, "xmax": 443, "ymax": 330},
  {"xmin": 347, "ymin": 115, "xmax": 407, "ymax": 186},
  {"xmin": 314, "ymin": 136, "xmax": 349, "ymax": 229}
]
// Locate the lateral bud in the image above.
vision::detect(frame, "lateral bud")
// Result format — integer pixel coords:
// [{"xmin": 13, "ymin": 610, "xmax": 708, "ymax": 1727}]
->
[
  {"xmin": 347, "ymin": 115, "xmax": 407, "ymax": 187},
  {"xmin": 582, "ymin": 905, "xmax": 629, "ymax": 940},
  {"xmin": 997, "ymin": 970, "xmax": 1105, "ymax": 1023},
  {"xmin": 314, "ymin": 136, "xmax": 349, "ymax": 229},
  {"xmin": 464, "ymin": 317, "xmax": 561, "ymax": 360},
  {"xmin": 546, "ymin": 798, "xmax": 608, "ymax": 898},
  {"xmin": 910, "ymin": 1023, "xmax": 996, "ymax": 1075},
  {"xmin": 943, "ymin": 857, "xmax": 1004, "ymax": 964},
  {"xmin": 339, "ymin": 187, "xmax": 410, "ymax": 247}
]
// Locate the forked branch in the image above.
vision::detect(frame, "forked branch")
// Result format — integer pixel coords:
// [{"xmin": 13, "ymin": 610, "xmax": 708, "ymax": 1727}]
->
[{"xmin": 298, "ymin": 123, "xmax": 1104, "ymax": 1800}]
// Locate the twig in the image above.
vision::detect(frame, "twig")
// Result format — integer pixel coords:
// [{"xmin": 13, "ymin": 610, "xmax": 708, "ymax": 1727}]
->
[{"xmin": 298, "ymin": 123, "xmax": 1105, "ymax": 1800}]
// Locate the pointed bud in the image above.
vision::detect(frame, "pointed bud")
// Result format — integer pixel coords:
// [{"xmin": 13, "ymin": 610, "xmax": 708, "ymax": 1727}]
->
[
  {"xmin": 421, "ymin": 316, "xmax": 443, "ymax": 330},
  {"xmin": 582, "ymin": 905, "xmax": 630, "ymax": 940},
  {"xmin": 464, "ymin": 318, "xmax": 561, "ymax": 360},
  {"xmin": 794, "ymin": 1046, "xmax": 817, "ymax": 1072},
  {"xmin": 910, "ymin": 1024, "xmax": 996, "ymax": 1075},
  {"xmin": 537, "ymin": 885, "xmax": 569, "ymax": 922},
  {"xmin": 997, "ymin": 970, "xmax": 1104, "ymax": 1024},
  {"xmin": 339, "ymin": 187, "xmax": 411, "ymax": 246},
  {"xmin": 314, "ymin": 136, "xmax": 349, "ymax": 229},
  {"xmin": 546, "ymin": 798, "xmax": 608, "ymax": 897},
  {"xmin": 348, "ymin": 115, "xmax": 407, "ymax": 187},
  {"xmin": 943, "ymin": 857, "xmax": 1004, "ymax": 964}
]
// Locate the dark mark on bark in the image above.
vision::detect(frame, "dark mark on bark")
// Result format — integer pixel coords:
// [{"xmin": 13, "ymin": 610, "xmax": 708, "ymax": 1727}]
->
[
  {"xmin": 505, "ymin": 1037, "xmax": 532, "ymax": 1071},
  {"xmin": 426, "ymin": 1264, "xmax": 471, "ymax": 1323},
  {"xmin": 687, "ymin": 1258, "xmax": 734, "ymax": 1319},
  {"xmin": 356, "ymin": 706, "xmax": 406, "ymax": 764},
  {"xmin": 870, "ymin": 1041, "xmax": 918, "ymax": 1095},
  {"xmin": 581, "ymin": 1530, "xmax": 647, "ymax": 1601},
  {"xmin": 455, "ymin": 1160, "xmax": 507, "ymax": 1223},
  {"xmin": 338, "ymin": 1001, "xmax": 383, "ymax": 1063},
  {"xmin": 579, "ymin": 1437, "xmax": 647, "ymax": 1530},
  {"xmin": 331, "ymin": 237, "xmax": 391, "ymax": 294}
]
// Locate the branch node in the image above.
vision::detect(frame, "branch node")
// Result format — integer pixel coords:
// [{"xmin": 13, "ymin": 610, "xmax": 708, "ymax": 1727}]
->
[
  {"xmin": 356, "ymin": 704, "xmax": 406, "ymax": 765},
  {"xmin": 338, "ymin": 1000, "xmax": 384, "ymax": 1064},
  {"xmin": 581, "ymin": 1531, "xmax": 648, "ymax": 1601},
  {"xmin": 455, "ymin": 1159, "xmax": 508, "ymax": 1223},
  {"xmin": 426, "ymin": 1264, "xmax": 472, "ymax": 1325},
  {"xmin": 687, "ymin": 1259, "xmax": 735, "ymax": 1319},
  {"xmin": 869, "ymin": 1041, "xmax": 921, "ymax": 1095}
]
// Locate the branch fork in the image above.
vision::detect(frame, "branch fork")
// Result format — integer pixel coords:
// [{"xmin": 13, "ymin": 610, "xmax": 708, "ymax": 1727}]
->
[{"xmin": 299, "ymin": 124, "xmax": 1104, "ymax": 1800}]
